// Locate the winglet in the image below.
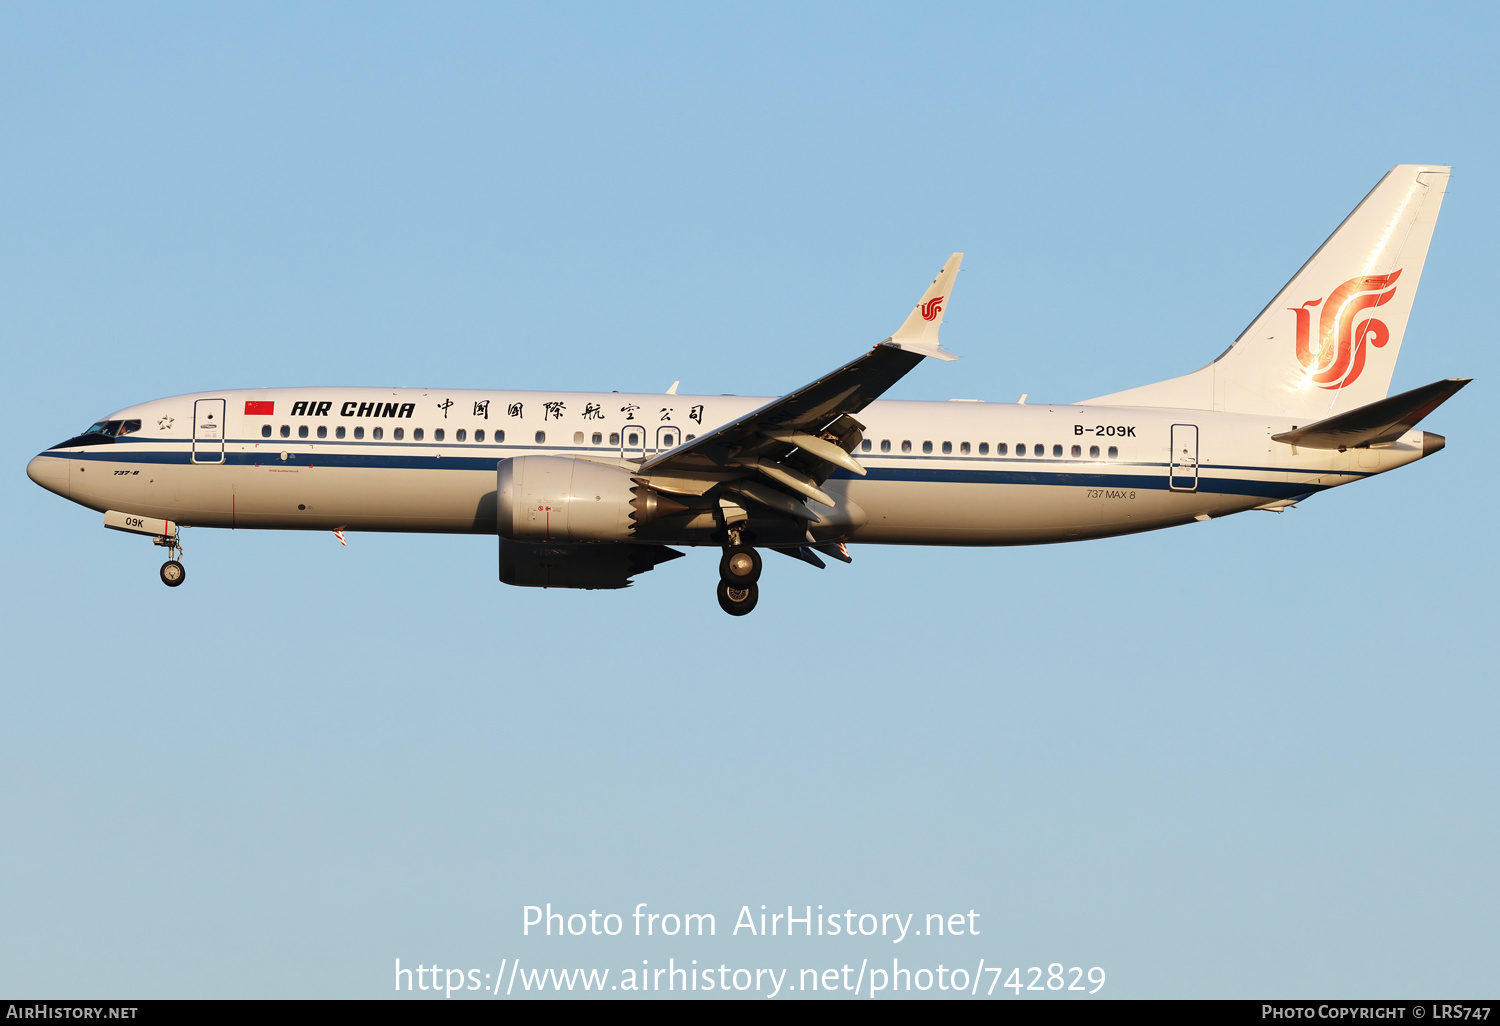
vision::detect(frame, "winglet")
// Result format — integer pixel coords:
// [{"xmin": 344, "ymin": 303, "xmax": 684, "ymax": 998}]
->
[{"xmin": 887, "ymin": 253, "xmax": 963, "ymax": 361}]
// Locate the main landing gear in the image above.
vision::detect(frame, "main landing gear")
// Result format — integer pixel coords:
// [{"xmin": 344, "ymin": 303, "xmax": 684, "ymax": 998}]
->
[
  {"xmin": 716, "ymin": 539, "xmax": 762, "ymax": 616},
  {"xmin": 154, "ymin": 534, "xmax": 186, "ymax": 588},
  {"xmin": 717, "ymin": 579, "xmax": 757, "ymax": 616}
]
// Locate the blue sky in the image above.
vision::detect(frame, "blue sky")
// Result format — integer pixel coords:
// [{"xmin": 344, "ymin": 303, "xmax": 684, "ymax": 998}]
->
[{"xmin": 2, "ymin": 2, "xmax": 1495, "ymax": 998}]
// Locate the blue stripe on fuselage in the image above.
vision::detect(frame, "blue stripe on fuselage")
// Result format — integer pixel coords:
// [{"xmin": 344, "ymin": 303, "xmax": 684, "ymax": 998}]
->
[{"xmin": 43, "ymin": 441, "xmax": 1335, "ymax": 501}]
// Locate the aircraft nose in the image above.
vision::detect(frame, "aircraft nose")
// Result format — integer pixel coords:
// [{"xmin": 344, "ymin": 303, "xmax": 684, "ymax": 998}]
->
[{"xmin": 27, "ymin": 454, "xmax": 70, "ymax": 498}]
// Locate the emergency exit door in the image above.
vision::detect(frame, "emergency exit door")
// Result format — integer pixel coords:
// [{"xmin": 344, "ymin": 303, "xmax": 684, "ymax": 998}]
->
[
  {"xmin": 620, "ymin": 423, "xmax": 646, "ymax": 461},
  {"xmin": 192, "ymin": 398, "xmax": 226, "ymax": 464},
  {"xmin": 1169, "ymin": 423, "xmax": 1198, "ymax": 491}
]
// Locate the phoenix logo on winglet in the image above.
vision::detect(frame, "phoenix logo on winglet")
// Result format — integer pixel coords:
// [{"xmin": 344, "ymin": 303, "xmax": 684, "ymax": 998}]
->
[
  {"xmin": 920, "ymin": 296, "xmax": 945, "ymax": 321},
  {"xmin": 1290, "ymin": 271, "xmax": 1402, "ymax": 390}
]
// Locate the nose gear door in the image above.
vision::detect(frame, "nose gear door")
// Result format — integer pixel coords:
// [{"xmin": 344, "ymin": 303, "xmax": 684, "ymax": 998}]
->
[{"xmin": 192, "ymin": 398, "xmax": 226, "ymax": 464}]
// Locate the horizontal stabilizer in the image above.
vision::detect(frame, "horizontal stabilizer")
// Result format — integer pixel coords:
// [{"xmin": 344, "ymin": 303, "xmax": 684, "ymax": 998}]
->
[{"xmin": 1272, "ymin": 378, "xmax": 1470, "ymax": 450}]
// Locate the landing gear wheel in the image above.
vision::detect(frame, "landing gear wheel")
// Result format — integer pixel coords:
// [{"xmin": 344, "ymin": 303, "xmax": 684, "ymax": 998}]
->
[
  {"xmin": 716, "ymin": 580, "xmax": 758, "ymax": 616},
  {"xmin": 719, "ymin": 545, "xmax": 762, "ymax": 586},
  {"xmin": 160, "ymin": 560, "xmax": 186, "ymax": 587}
]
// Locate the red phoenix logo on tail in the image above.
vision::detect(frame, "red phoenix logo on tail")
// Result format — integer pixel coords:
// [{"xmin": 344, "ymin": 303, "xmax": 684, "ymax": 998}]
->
[
  {"xmin": 920, "ymin": 296, "xmax": 945, "ymax": 321},
  {"xmin": 1290, "ymin": 270, "xmax": 1401, "ymax": 390}
]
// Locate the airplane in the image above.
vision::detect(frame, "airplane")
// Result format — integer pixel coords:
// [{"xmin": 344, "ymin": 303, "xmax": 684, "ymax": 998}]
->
[{"xmin": 26, "ymin": 165, "xmax": 1468, "ymax": 616}]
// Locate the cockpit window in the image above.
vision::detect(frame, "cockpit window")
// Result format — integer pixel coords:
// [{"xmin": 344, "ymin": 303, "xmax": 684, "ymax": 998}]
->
[
  {"xmin": 82, "ymin": 419, "xmax": 140, "ymax": 438},
  {"xmin": 58, "ymin": 419, "xmax": 141, "ymax": 447}
]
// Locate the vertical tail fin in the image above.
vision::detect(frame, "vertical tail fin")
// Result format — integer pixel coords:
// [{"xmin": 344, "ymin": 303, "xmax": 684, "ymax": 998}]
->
[{"xmin": 1082, "ymin": 165, "xmax": 1450, "ymax": 417}]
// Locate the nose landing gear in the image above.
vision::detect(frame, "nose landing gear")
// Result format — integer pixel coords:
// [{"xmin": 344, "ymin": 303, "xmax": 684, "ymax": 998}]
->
[
  {"xmin": 154, "ymin": 533, "xmax": 186, "ymax": 587},
  {"xmin": 101, "ymin": 512, "xmax": 188, "ymax": 587}
]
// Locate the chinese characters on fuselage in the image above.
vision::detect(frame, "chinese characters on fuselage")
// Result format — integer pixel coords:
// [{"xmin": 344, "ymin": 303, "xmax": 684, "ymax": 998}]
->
[{"xmin": 281, "ymin": 398, "xmax": 707, "ymax": 424}]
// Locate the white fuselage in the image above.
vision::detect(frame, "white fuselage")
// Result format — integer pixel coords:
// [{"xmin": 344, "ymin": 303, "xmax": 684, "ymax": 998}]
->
[{"xmin": 28, "ymin": 386, "xmax": 1428, "ymax": 546}]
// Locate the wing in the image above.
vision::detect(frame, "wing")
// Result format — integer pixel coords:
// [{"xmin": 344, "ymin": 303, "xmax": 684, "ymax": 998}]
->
[{"xmin": 638, "ymin": 254, "xmax": 963, "ymax": 514}]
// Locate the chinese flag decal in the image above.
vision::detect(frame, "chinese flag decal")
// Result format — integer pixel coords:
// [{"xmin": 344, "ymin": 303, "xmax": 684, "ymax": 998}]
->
[{"xmin": 244, "ymin": 401, "xmax": 274, "ymax": 415}]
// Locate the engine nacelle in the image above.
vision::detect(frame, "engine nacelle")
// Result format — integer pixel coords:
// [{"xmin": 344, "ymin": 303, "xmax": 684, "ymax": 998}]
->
[
  {"xmin": 497, "ymin": 456, "xmax": 684, "ymax": 542},
  {"xmin": 499, "ymin": 539, "xmax": 683, "ymax": 589}
]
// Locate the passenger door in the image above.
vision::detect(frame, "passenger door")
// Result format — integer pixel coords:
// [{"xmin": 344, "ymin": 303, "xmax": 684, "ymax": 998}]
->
[
  {"xmin": 1169, "ymin": 423, "xmax": 1198, "ymax": 492},
  {"xmin": 192, "ymin": 398, "xmax": 226, "ymax": 464}
]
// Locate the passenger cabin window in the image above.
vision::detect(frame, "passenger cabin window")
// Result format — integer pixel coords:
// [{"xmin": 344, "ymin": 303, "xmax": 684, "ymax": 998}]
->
[
  {"xmin": 354, "ymin": 426, "xmax": 364, "ymax": 440},
  {"xmin": 261, "ymin": 425, "xmax": 272, "ymax": 438},
  {"xmin": 922, "ymin": 441, "xmax": 933, "ymax": 454},
  {"xmin": 1108, "ymin": 446, "xmax": 1118, "ymax": 459},
  {"xmin": 476, "ymin": 429, "xmax": 486, "ymax": 442},
  {"xmin": 574, "ymin": 431, "xmax": 584, "ymax": 444},
  {"xmin": 996, "ymin": 443, "xmax": 1007, "ymax": 455},
  {"xmin": 959, "ymin": 442, "xmax": 969, "ymax": 455},
  {"xmin": 535, "ymin": 431, "xmax": 546, "ymax": 444},
  {"xmin": 394, "ymin": 427, "xmax": 404, "ymax": 441},
  {"xmin": 978, "ymin": 442, "xmax": 989, "ymax": 455},
  {"xmin": 455, "ymin": 429, "xmax": 465, "ymax": 442},
  {"xmin": 592, "ymin": 432, "xmax": 602, "ymax": 444},
  {"xmin": 901, "ymin": 440, "xmax": 912, "ymax": 453},
  {"xmin": 1034, "ymin": 444, "xmax": 1044, "ymax": 456},
  {"xmin": 686, "ymin": 434, "xmax": 695, "ymax": 441},
  {"xmin": 1089, "ymin": 445, "xmax": 1099, "ymax": 458},
  {"xmin": 317, "ymin": 426, "xmax": 327, "ymax": 439},
  {"xmin": 1052, "ymin": 444, "xmax": 1062, "ymax": 457},
  {"xmin": 414, "ymin": 428, "xmax": 424, "ymax": 441},
  {"xmin": 940, "ymin": 441, "xmax": 951, "ymax": 454},
  {"xmin": 880, "ymin": 440, "xmax": 891, "ymax": 453},
  {"xmin": 298, "ymin": 425, "xmax": 309, "ymax": 439},
  {"xmin": 609, "ymin": 432, "xmax": 620, "ymax": 445},
  {"xmin": 861, "ymin": 439, "xmax": 872, "ymax": 452},
  {"xmin": 336, "ymin": 426, "xmax": 345, "ymax": 439},
  {"xmin": 434, "ymin": 429, "xmax": 444, "ymax": 442},
  {"xmin": 372, "ymin": 427, "xmax": 383, "ymax": 440},
  {"xmin": 1070, "ymin": 445, "xmax": 1081, "ymax": 457},
  {"xmin": 280, "ymin": 425, "xmax": 290, "ymax": 438},
  {"xmin": 495, "ymin": 430, "xmax": 504, "ymax": 443}
]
